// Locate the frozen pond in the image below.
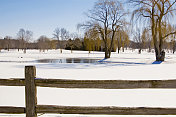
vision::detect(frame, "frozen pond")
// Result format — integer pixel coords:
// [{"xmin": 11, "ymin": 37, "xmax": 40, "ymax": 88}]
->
[
  {"xmin": 0, "ymin": 58, "xmax": 100, "ymax": 64},
  {"xmin": 36, "ymin": 58, "xmax": 100, "ymax": 63}
]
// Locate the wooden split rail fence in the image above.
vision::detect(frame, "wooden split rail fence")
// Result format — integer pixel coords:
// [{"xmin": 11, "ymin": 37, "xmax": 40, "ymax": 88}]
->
[{"xmin": 0, "ymin": 66, "xmax": 176, "ymax": 116}]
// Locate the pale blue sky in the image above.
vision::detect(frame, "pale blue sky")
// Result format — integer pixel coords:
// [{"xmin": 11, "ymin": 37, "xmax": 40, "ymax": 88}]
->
[
  {"xmin": 0, "ymin": 0, "xmax": 175, "ymax": 40},
  {"xmin": 0, "ymin": 0, "xmax": 95, "ymax": 40}
]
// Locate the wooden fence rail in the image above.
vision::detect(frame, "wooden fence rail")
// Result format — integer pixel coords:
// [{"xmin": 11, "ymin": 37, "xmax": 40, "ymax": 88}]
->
[
  {"xmin": 0, "ymin": 66, "xmax": 176, "ymax": 116},
  {"xmin": 1, "ymin": 78, "xmax": 176, "ymax": 89}
]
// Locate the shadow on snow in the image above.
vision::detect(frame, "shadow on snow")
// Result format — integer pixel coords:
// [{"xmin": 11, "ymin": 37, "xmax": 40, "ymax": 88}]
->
[{"xmin": 15, "ymin": 58, "xmax": 161, "ymax": 70}]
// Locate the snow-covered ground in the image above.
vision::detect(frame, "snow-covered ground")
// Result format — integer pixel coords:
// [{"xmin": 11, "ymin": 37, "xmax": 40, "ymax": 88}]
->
[{"xmin": 0, "ymin": 49, "xmax": 176, "ymax": 117}]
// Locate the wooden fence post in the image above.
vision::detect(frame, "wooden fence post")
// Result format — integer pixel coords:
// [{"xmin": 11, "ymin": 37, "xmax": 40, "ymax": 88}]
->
[{"xmin": 25, "ymin": 66, "xmax": 37, "ymax": 117}]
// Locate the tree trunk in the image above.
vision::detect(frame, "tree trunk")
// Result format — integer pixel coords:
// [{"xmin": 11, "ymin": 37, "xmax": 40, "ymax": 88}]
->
[
  {"xmin": 148, "ymin": 46, "xmax": 151, "ymax": 53},
  {"xmin": 138, "ymin": 49, "xmax": 141, "ymax": 54},
  {"xmin": 173, "ymin": 41, "xmax": 175, "ymax": 54},
  {"xmin": 71, "ymin": 47, "xmax": 73, "ymax": 53},
  {"xmin": 105, "ymin": 47, "xmax": 110, "ymax": 59},
  {"xmin": 118, "ymin": 47, "xmax": 120, "ymax": 54},
  {"xmin": 156, "ymin": 52, "xmax": 165, "ymax": 61},
  {"xmin": 24, "ymin": 48, "xmax": 26, "ymax": 54},
  {"xmin": 7, "ymin": 45, "xmax": 9, "ymax": 51},
  {"xmin": 173, "ymin": 48, "xmax": 175, "ymax": 54},
  {"xmin": 155, "ymin": 47, "xmax": 165, "ymax": 61}
]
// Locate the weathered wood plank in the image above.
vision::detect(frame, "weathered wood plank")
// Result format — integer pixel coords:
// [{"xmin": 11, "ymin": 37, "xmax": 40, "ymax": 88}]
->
[
  {"xmin": 0, "ymin": 106, "xmax": 25, "ymax": 114},
  {"xmin": 0, "ymin": 79, "xmax": 25, "ymax": 86},
  {"xmin": 25, "ymin": 66, "xmax": 37, "ymax": 117},
  {"xmin": 37, "ymin": 105, "xmax": 176, "ymax": 115},
  {"xmin": 35, "ymin": 79, "xmax": 176, "ymax": 89},
  {"xmin": 1, "ymin": 78, "xmax": 176, "ymax": 89}
]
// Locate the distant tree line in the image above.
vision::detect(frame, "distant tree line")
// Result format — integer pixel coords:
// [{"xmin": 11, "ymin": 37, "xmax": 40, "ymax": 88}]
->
[
  {"xmin": 0, "ymin": 26, "xmax": 175, "ymax": 55},
  {"xmin": 0, "ymin": 32, "xmax": 175, "ymax": 54}
]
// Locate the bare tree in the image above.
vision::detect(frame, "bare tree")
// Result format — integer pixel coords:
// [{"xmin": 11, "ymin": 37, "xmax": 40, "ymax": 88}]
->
[
  {"xmin": 25, "ymin": 30, "xmax": 33, "ymax": 53},
  {"xmin": 60, "ymin": 28, "xmax": 69, "ymax": 53},
  {"xmin": 17, "ymin": 29, "xmax": 25, "ymax": 51},
  {"xmin": 53, "ymin": 28, "xmax": 61, "ymax": 52},
  {"xmin": 60, "ymin": 28, "xmax": 69, "ymax": 40},
  {"xmin": 53, "ymin": 28, "xmax": 69, "ymax": 53},
  {"xmin": 17, "ymin": 28, "xmax": 33, "ymax": 53},
  {"xmin": 79, "ymin": 0, "xmax": 127, "ymax": 58},
  {"xmin": 131, "ymin": 0, "xmax": 176, "ymax": 61},
  {"xmin": 133, "ymin": 28, "xmax": 144, "ymax": 54}
]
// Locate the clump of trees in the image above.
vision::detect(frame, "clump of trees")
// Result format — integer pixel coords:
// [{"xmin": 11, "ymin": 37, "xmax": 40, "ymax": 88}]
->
[
  {"xmin": 65, "ymin": 38, "xmax": 84, "ymax": 52},
  {"xmin": 79, "ymin": 0, "xmax": 176, "ymax": 61},
  {"xmin": 83, "ymin": 27, "xmax": 102, "ymax": 53},
  {"xmin": 0, "ymin": 36, "xmax": 20, "ymax": 51},
  {"xmin": 37, "ymin": 35, "xmax": 58, "ymax": 52}
]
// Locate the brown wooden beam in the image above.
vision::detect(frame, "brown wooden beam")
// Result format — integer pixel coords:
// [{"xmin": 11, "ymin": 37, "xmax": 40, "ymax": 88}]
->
[
  {"xmin": 1, "ymin": 105, "xmax": 176, "ymax": 115},
  {"xmin": 37, "ymin": 105, "xmax": 176, "ymax": 115},
  {"xmin": 1, "ymin": 78, "xmax": 176, "ymax": 89},
  {"xmin": 0, "ymin": 79, "xmax": 25, "ymax": 86},
  {"xmin": 0, "ymin": 106, "xmax": 25, "ymax": 114},
  {"xmin": 35, "ymin": 79, "xmax": 176, "ymax": 89}
]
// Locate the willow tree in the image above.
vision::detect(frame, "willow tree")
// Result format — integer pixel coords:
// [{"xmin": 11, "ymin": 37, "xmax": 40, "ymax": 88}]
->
[
  {"xmin": 84, "ymin": 27, "xmax": 100, "ymax": 53},
  {"xmin": 131, "ymin": 0, "xmax": 176, "ymax": 61},
  {"xmin": 80, "ymin": 0, "xmax": 126, "ymax": 58},
  {"xmin": 115, "ymin": 29, "xmax": 130, "ymax": 53}
]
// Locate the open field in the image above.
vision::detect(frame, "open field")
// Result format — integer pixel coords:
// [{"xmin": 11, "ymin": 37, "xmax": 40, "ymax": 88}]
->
[{"xmin": 0, "ymin": 49, "xmax": 176, "ymax": 117}]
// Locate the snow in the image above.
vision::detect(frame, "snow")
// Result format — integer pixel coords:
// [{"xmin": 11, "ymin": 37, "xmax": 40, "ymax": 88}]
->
[{"xmin": 0, "ymin": 49, "xmax": 176, "ymax": 117}]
